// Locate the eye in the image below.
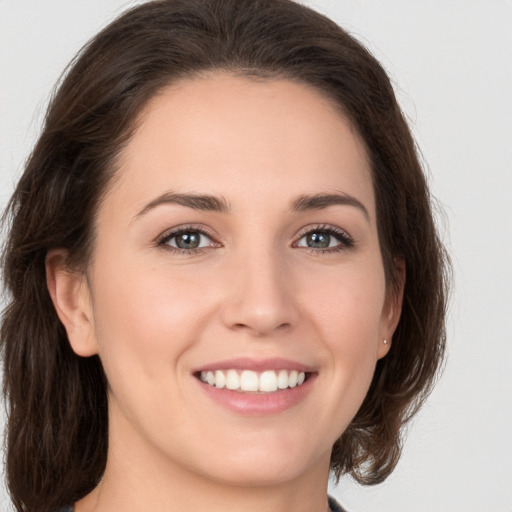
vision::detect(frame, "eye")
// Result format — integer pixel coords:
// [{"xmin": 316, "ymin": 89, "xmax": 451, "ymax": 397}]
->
[
  {"xmin": 158, "ymin": 227, "xmax": 218, "ymax": 253},
  {"xmin": 294, "ymin": 226, "xmax": 355, "ymax": 252}
]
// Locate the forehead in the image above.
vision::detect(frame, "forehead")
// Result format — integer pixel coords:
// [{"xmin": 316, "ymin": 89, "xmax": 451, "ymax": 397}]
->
[{"xmin": 109, "ymin": 73, "xmax": 374, "ymax": 219}]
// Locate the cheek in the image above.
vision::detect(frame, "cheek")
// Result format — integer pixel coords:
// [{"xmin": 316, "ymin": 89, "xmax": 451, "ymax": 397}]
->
[
  {"xmin": 88, "ymin": 252, "xmax": 210, "ymax": 380},
  {"xmin": 87, "ymin": 256, "xmax": 215, "ymax": 434},
  {"xmin": 300, "ymin": 258, "xmax": 386, "ymax": 346},
  {"xmin": 297, "ymin": 258, "xmax": 386, "ymax": 411}
]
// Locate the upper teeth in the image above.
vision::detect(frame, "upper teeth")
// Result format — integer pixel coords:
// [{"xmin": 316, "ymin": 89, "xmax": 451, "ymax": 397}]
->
[{"xmin": 199, "ymin": 369, "xmax": 306, "ymax": 393}]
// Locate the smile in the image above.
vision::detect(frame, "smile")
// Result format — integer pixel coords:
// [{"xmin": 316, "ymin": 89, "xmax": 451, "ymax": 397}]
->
[{"xmin": 199, "ymin": 369, "xmax": 307, "ymax": 393}]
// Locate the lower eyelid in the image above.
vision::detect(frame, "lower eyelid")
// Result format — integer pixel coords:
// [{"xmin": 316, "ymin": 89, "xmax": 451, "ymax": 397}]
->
[
  {"xmin": 294, "ymin": 227, "xmax": 354, "ymax": 248},
  {"xmin": 156, "ymin": 226, "xmax": 354, "ymax": 252},
  {"xmin": 156, "ymin": 227, "xmax": 215, "ymax": 253}
]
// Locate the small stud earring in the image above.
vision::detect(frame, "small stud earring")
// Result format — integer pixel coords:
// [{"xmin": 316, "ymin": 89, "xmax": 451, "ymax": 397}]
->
[{"xmin": 383, "ymin": 339, "xmax": 388, "ymax": 344}]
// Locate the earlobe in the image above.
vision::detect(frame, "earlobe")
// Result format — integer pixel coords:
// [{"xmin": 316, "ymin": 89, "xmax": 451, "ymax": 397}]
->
[
  {"xmin": 46, "ymin": 250, "xmax": 98, "ymax": 357},
  {"xmin": 378, "ymin": 259, "xmax": 405, "ymax": 359},
  {"xmin": 377, "ymin": 338, "xmax": 391, "ymax": 359}
]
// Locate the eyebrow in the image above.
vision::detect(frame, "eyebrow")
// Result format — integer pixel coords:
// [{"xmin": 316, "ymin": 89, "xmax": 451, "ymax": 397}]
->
[
  {"xmin": 136, "ymin": 191, "xmax": 369, "ymax": 221},
  {"xmin": 136, "ymin": 192, "xmax": 230, "ymax": 217},
  {"xmin": 291, "ymin": 193, "xmax": 370, "ymax": 221}
]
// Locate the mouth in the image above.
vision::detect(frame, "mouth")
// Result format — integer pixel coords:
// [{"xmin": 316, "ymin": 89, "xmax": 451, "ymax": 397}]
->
[
  {"xmin": 193, "ymin": 357, "xmax": 317, "ymax": 415},
  {"xmin": 196, "ymin": 369, "xmax": 309, "ymax": 394}
]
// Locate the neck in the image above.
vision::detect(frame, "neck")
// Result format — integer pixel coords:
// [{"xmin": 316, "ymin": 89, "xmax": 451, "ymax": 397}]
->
[
  {"xmin": 75, "ymin": 414, "xmax": 332, "ymax": 512},
  {"xmin": 77, "ymin": 462, "xmax": 331, "ymax": 512}
]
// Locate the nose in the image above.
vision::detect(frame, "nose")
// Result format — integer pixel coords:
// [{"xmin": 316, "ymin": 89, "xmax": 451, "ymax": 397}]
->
[{"xmin": 220, "ymin": 249, "xmax": 300, "ymax": 337}]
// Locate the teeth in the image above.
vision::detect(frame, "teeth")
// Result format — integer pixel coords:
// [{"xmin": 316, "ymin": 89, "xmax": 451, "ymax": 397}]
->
[
  {"xmin": 225, "ymin": 369, "xmax": 240, "ymax": 390},
  {"xmin": 240, "ymin": 370, "xmax": 259, "ymax": 391},
  {"xmin": 277, "ymin": 369, "xmax": 289, "ymax": 389},
  {"xmin": 214, "ymin": 370, "xmax": 226, "ymax": 389},
  {"xmin": 259, "ymin": 370, "xmax": 277, "ymax": 392},
  {"xmin": 199, "ymin": 369, "xmax": 307, "ymax": 393}
]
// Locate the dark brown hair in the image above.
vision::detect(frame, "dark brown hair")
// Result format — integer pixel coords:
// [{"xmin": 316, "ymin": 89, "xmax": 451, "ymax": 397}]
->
[{"xmin": 1, "ymin": 1, "xmax": 449, "ymax": 511}]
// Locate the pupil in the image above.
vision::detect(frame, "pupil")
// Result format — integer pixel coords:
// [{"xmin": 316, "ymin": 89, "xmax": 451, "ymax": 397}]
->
[
  {"xmin": 176, "ymin": 232, "xmax": 200, "ymax": 249},
  {"xmin": 307, "ymin": 232, "xmax": 330, "ymax": 248}
]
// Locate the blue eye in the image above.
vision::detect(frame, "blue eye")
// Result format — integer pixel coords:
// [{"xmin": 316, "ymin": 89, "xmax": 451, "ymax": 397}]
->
[
  {"xmin": 160, "ymin": 229, "xmax": 214, "ymax": 251},
  {"xmin": 298, "ymin": 231, "xmax": 336, "ymax": 249},
  {"xmin": 295, "ymin": 227, "xmax": 354, "ymax": 251}
]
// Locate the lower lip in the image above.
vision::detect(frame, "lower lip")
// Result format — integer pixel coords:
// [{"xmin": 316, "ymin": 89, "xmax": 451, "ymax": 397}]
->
[{"xmin": 196, "ymin": 374, "xmax": 316, "ymax": 416}]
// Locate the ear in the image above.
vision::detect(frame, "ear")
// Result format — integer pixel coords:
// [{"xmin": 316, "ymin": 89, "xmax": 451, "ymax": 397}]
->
[
  {"xmin": 46, "ymin": 249, "xmax": 98, "ymax": 357},
  {"xmin": 377, "ymin": 258, "xmax": 405, "ymax": 359}
]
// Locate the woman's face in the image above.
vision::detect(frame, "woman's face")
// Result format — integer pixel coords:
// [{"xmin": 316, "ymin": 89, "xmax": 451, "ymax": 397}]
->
[{"xmin": 63, "ymin": 74, "xmax": 400, "ymax": 486}]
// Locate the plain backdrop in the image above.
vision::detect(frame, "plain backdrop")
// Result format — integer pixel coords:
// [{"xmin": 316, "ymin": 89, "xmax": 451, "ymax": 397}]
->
[{"xmin": 1, "ymin": 1, "xmax": 511, "ymax": 511}]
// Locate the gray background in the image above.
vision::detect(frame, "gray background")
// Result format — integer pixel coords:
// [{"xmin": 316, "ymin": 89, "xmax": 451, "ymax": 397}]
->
[{"xmin": 1, "ymin": 1, "xmax": 511, "ymax": 511}]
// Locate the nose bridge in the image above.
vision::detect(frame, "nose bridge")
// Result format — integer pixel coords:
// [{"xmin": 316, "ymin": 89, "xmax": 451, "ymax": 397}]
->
[{"xmin": 221, "ymin": 242, "xmax": 299, "ymax": 335}]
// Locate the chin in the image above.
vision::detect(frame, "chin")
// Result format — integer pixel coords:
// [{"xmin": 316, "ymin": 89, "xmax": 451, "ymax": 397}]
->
[
  {"xmin": 191, "ymin": 439, "xmax": 328, "ymax": 488},
  {"xmin": 201, "ymin": 461, "xmax": 310, "ymax": 488}
]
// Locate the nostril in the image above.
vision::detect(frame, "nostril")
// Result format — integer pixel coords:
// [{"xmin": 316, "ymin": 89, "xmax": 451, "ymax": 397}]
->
[{"xmin": 231, "ymin": 321, "xmax": 292, "ymax": 334}]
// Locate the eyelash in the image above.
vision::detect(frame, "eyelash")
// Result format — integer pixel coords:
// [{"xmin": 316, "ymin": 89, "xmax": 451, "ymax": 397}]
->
[
  {"xmin": 293, "ymin": 224, "xmax": 356, "ymax": 255},
  {"xmin": 156, "ymin": 225, "xmax": 219, "ymax": 255},
  {"xmin": 156, "ymin": 224, "xmax": 355, "ymax": 255}
]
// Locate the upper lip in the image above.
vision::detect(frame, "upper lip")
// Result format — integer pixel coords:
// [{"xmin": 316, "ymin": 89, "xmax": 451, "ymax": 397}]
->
[{"xmin": 193, "ymin": 357, "xmax": 317, "ymax": 374}]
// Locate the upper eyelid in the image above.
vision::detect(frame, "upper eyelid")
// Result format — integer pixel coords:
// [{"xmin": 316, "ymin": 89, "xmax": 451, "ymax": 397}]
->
[
  {"xmin": 156, "ymin": 223, "xmax": 354, "ymax": 247},
  {"xmin": 156, "ymin": 224, "xmax": 220, "ymax": 246},
  {"xmin": 294, "ymin": 224, "xmax": 352, "ymax": 239},
  {"xmin": 293, "ymin": 225, "xmax": 356, "ymax": 251}
]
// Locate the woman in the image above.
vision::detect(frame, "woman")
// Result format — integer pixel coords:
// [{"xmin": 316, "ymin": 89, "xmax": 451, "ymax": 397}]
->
[{"xmin": 1, "ymin": 1, "xmax": 449, "ymax": 511}]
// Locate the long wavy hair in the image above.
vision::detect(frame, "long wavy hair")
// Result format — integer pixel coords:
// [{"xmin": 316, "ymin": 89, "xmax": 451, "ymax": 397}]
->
[{"xmin": 1, "ymin": 1, "xmax": 450, "ymax": 511}]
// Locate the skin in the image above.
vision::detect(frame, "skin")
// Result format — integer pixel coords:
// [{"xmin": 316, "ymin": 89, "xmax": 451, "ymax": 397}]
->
[{"xmin": 47, "ymin": 73, "xmax": 402, "ymax": 512}]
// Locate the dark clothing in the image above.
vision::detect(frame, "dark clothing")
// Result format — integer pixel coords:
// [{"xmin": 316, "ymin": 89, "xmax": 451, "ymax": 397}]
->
[
  {"xmin": 61, "ymin": 496, "xmax": 347, "ymax": 511},
  {"xmin": 328, "ymin": 495, "xmax": 348, "ymax": 512}
]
